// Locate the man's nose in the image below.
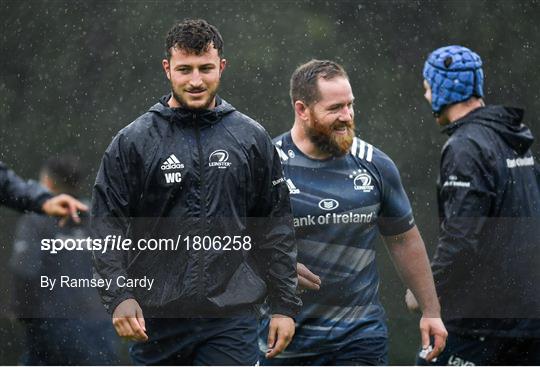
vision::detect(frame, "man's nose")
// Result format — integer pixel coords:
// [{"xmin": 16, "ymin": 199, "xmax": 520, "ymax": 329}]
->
[
  {"xmin": 190, "ymin": 70, "xmax": 203, "ymax": 87},
  {"xmin": 339, "ymin": 106, "xmax": 353, "ymax": 121}
]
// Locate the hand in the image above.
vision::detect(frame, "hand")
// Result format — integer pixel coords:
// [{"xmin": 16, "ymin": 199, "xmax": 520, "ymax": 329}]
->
[
  {"xmin": 419, "ymin": 317, "xmax": 447, "ymax": 362},
  {"xmin": 41, "ymin": 194, "xmax": 88, "ymax": 224},
  {"xmin": 265, "ymin": 314, "xmax": 295, "ymax": 359},
  {"xmin": 112, "ymin": 298, "xmax": 148, "ymax": 342},
  {"xmin": 405, "ymin": 288, "xmax": 420, "ymax": 312},
  {"xmin": 297, "ymin": 262, "xmax": 321, "ymax": 291}
]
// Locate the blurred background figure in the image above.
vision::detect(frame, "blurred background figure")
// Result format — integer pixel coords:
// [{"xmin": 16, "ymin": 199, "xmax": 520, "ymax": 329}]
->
[
  {"xmin": 8, "ymin": 156, "xmax": 119, "ymax": 365},
  {"xmin": 0, "ymin": 161, "xmax": 87, "ymax": 221}
]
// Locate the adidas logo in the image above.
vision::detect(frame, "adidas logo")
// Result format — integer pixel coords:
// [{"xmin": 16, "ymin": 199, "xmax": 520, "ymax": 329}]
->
[{"xmin": 161, "ymin": 154, "xmax": 185, "ymax": 170}]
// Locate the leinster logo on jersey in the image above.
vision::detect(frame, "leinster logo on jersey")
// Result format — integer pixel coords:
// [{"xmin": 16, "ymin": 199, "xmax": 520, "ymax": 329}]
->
[{"xmin": 350, "ymin": 169, "xmax": 374, "ymax": 192}]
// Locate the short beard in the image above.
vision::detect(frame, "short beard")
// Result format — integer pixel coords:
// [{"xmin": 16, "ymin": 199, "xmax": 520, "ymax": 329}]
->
[
  {"xmin": 305, "ymin": 119, "xmax": 355, "ymax": 157},
  {"xmin": 171, "ymin": 83, "xmax": 219, "ymax": 111}
]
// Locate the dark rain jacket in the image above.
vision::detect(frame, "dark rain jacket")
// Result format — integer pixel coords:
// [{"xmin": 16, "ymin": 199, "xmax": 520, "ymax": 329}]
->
[
  {"xmin": 0, "ymin": 161, "xmax": 51, "ymax": 212},
  {"xmin": 432, "ymin": 105, "xmax": 540, "ymax": 337},
  {"xmin": 91, "ymin": 95, "xmax": 301, "ymax": 318}
]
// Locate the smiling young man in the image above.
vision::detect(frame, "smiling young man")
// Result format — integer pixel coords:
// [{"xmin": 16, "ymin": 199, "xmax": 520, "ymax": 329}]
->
[
  {"xmin": 259, "ymin": 60, "xmax": 447, "ymax": 365},
  {"xmin": 92, "ymin": 19, "xmax": 300, "ymax": 365}
]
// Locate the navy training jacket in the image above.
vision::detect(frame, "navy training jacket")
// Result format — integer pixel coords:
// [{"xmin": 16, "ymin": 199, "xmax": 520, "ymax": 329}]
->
[
  {"xmin": 91, "ymin": 95, "xmax": 301, "ymax": 317},
  {"xmin": 432, "ymin": 105, "xmax": 540, "ymax": 337}
]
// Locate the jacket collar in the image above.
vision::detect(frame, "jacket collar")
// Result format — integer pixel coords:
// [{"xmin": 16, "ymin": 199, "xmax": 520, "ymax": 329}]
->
[{"xmin": 150, "ymin": 94, "xmax": 236, "ymax": 127}]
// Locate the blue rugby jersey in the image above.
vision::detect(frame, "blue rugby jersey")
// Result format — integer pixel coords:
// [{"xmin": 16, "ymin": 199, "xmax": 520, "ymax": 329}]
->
[{"xmin": 259, "ymin": 132, "xmax": 415, "ymax": 357}]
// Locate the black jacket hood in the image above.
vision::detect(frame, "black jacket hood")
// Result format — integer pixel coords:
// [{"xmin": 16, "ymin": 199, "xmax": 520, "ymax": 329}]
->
[
  {"xmin": 443, "ymin": 105, "xmax": 534, "ymax": 155},
  {"xmin": 149, "ymin": 93, "xmax": 236, "ymax": 126}
]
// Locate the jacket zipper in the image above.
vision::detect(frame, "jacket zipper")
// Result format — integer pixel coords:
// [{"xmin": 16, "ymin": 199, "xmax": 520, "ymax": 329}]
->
[{"xmin": 194, "ymin": 113, "xmax": 207, "ymax": 302}]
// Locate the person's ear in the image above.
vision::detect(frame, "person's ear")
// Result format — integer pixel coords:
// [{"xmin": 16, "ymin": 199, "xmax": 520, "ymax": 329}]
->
[
  {"xmin": 294, "ymin": 101, "xmax": 310, "ymax": 121},
  {"xmin": 162, "ymin": 58, "xmax": 171, "ymax": 80},
  {"xmin": 219, "ymin": 58, "xmax": 227, "ymax": 76}
]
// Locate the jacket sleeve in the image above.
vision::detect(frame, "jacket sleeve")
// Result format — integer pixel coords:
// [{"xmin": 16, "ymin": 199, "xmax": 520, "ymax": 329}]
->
[
  {"xmin": 91, "ymin": 134, "xmax": 141, "ymax": 314},
  {"xmin": 431, "ymin": 138, "xmax": 495, "ymax": 296},
  {"xmin": 0, "ymin": 161, "xmax": 52, "ymax": 213},
  {"xmin": 251, "ymin": 139, "xmax": 302, "ymax": 318}
]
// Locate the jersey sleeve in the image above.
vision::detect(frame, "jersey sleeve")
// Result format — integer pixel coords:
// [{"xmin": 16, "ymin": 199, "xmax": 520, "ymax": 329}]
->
[{"xmin": 376, "ymin": 153, "xmax": 415, "ymax": 236}]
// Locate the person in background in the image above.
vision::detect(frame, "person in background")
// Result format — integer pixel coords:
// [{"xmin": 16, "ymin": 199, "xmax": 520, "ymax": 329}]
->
[
  {"xmin": 0, "ymin": 160, "xmax": 87, "ymax": 221},
  {"xmin": 9, "ymin": 156, "xmax": 119, "ymax": 365},
  {"xmin": 407, "ymin": 45, "xmax": 540, "ymax": 365}
]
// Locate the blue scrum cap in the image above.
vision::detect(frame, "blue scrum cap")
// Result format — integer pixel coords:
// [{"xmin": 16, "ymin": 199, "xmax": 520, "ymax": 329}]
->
[{"xmin": 423, "ymin": 45, "xmax": 484, "ymax": 114}]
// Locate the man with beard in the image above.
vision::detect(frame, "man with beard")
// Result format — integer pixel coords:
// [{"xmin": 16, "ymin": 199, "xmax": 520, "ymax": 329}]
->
[
  {"xmin": 259, "ymin": 60, "xmax": 447, "ymax": 365},
  {"xmin": 92, "ymin": 19, "xmax": 300, "ymax": 365}
]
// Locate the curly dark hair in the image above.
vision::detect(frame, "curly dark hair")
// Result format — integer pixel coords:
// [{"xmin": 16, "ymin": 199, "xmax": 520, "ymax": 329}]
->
[
  {"xmin": 290, "ymin": 60, "xmax": 348, "ymax": 106},
  {"xmin": 165, "ymin": 19, "xmax": 224, "ymax": 59}
]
